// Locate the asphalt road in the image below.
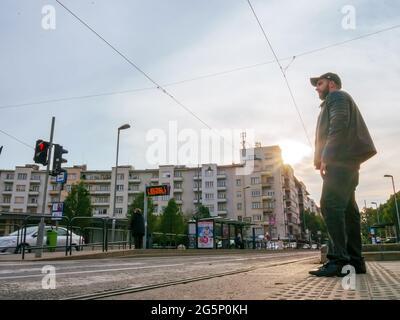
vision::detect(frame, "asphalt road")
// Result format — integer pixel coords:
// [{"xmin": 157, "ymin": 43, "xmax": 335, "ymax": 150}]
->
[{"xmin": 0, "ymin": 250, "xmax": 319, "ymax": 300}]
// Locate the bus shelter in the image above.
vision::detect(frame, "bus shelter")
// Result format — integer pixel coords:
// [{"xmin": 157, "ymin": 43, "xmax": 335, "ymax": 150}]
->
[{"xmin": 188, "ymin": 217, "xmax": 253, "ymax": 249}]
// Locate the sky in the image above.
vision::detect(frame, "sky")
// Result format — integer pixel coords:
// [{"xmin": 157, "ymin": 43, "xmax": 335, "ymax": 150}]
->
[{"xmin": 1, "ymin": 0, "xmax": 399, "ymax": 209}]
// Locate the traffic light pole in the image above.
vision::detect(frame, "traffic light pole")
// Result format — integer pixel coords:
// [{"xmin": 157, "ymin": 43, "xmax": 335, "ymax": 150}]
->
[
  {"xmin": 35, "ymin": 116, "xmax": 55, "ymax": 258},
  {"xmin": 143, "ymin": 188, "xmax": 148, "ymax": 249}
]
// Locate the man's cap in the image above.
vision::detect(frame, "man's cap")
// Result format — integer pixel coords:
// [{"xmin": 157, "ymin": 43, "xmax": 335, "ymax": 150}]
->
[{"xmin": 310, "ymin": 72, "xmax": 342, "ymax": 88}]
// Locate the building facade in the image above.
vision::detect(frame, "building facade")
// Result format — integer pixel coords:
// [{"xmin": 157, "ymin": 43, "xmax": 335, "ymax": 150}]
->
[{"xmin": 0, "ymin": 145, "xmax": 318, "ymax": 240}]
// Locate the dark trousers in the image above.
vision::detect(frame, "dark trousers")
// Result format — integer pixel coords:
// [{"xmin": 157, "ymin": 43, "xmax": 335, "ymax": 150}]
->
[
  {"xmin": 133, "ymin": 234, "xmax": 143, "ymax": 249},
  {"xmin": 320, "ymin": 164, "xmax": 361, "ymax": 264}
]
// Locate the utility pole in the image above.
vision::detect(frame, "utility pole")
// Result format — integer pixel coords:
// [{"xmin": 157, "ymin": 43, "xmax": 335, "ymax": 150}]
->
[
  {"xmin": 35, "ymin": 116, "xmax": 55, "ymax": 258},
  {"xmin": 143, "ymin": 187, "xmax": 148, "ymax": 249}
]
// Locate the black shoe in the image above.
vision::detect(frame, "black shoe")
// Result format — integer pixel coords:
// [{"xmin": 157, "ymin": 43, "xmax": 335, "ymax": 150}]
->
[
  {"xmin": 350, "ymin": 258, "xmax": 367, "ymax": 274},
  {"xmin": 309, "ymin": 261, "xmax": 347, "ymax": 277}
]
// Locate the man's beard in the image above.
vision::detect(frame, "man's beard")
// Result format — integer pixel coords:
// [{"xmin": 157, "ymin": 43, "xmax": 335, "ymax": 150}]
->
[{"xmin": 319, "ymin": 87, "xmax": 329, "ymax": 100}]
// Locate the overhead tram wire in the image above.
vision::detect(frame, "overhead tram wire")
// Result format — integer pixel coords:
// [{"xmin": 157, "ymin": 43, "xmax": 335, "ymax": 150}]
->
[
  {"xmin": 246, "ymin": 0, "xmax": 312, "ymax": 147},
  {"xmin": 1, "ymin": 22, "xmax": 399, "ymax": 110},
  {"xmin": 55, "ymin": 0, "xmax": 214, "ymax": 131},
  {"xmin": 0, "ymin": 129, "xmax": 33, "ymax": 150}
]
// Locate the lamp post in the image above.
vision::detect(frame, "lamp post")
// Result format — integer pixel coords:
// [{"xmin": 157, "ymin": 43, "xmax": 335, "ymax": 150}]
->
[
  {"xmin": 371, "ymin": 201, "xmax": 380, "ymax": 241},
  {"xmin": 111, "ymin": 123, "xmax": 130, "ymax": 246},
  {"xmin": 384, "ymin": 175, "xmax": 400, "ymax": 242}
]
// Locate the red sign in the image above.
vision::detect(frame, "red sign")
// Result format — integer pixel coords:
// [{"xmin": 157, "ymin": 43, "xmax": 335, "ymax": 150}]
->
[{"xmin": 146, "ymin": 185, "xmax": 170, "ymax": 197}]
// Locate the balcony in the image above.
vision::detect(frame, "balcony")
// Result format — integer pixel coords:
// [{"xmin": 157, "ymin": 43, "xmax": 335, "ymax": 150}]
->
[
  {"xmin": 128, "ymin": 176, "xmax": 141, "ymax": 183},
  {"xmin": 217, "ymin": 210, "xmax": 228, "ymax": 216},
  {"xmin": 263, "ymin": 208, "xmax": 274, "ymax": 213},
  {"xmin": 175, "ymin": 199, "xmax": 183, "ymax": 205},
  {"xmin": 150, "ymin": 177, "xmax": 159, "ymax": 182},
  {"xmin": 193, "ymin": 176, "xmax": 202, "ymax": 181},
  {"xmin": 216, "ymin": 173, "xmax": 226, "ymax": 179},
  {"xmin": 27, "ymin": 202, "xmax": 38, "ymax": 207},
  {"xmin": 217, "ymin": 198, "xmax": 227, "ymax": 202},
  {"xmin": 173, "ymin": 188, "xmax": 183, "ymax": 193},
  {"xmin": 28, "ymin": 190, "xmax": 40, "ymax": 196},
  {"xmin": 2, "ymin": 190, "xmax": 13, "ymax": 194},
  {"xmin": 192, "ymin": 187, "xmax": 202, "ymax": 192},
  {"xmin": 4, "ymin": 176, "xmax": 14, "ymax": 182},
  {"xmin": 90, "ymin": 189, "xmax": 111, "ymax": 194},
  {"xmin": 262, "ymin": 195, "xmax": 273, "ymax": 200},
  {"xmin": 30, "ymin": 179, "xmax": 41, "ymax": 184},
  {"xmin": 49, "ymin": 189, "xmax": 59, "ymax": 195},
  {"xmin": 193, "ymin": 199, "xmax": 202, "ymax": 204},
  {"xmin": 217, "ymin": 186, "xmax": 226, "ymax": 191},
  {"xmin": 92, "ymin": 201, "xmax": 110, "ymax": 206},
  {"xmin": 128, "ymin": 189, "xmax": 141, "ymax": 194},
  {"xmin": 173, "ymin": 176, "xmax": 183, "ymax": 181}
]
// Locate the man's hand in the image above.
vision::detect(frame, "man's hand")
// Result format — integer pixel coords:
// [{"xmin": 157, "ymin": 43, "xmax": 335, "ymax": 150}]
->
[{"xmin": 320, "ymin": 162, "xmax": 328, "ymax": 177}]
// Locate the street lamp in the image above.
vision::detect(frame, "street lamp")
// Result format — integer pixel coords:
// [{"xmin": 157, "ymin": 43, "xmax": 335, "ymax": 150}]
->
[
  {"xmin": 384, "ymin": 174, "xmax": 400, "ymax": 242},
  {"xmin": 111, "ymin": 123, "xmax": 131, "ymax": 245},
  {"xmin": 371, "ymin": 202, "xmax": 380, "ymax": 224}
]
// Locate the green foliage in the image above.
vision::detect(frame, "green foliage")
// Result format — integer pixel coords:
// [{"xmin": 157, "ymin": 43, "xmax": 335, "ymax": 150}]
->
[
  {"xmin": 194, "ymin": 204, "xmax": 211, "ymax": 220},
  {"xmin": 63, "ymin": 182, "xmax": 92, "ymax": 236},
  {"xmin": 301, "ymin": 209, "xmax": 328, "ymax": 241},
  {"xmin": 159, "ymin": 198, "xmax": 186, "ymax": 235}
]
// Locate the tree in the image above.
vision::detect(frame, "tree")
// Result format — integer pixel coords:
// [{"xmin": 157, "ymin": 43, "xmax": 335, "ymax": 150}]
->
[
  {"xmin": 301, "ymin": 209, "xmax": 328, "ymax": 242},
  {"xmin": 195, "ymin": 204, "xmax": 210, "ymax": 220},
  {"xmin": 159, "ymin": 198, "xmax": 185, "ymax": 235},
  {"xmin": 63, "ymin": 182, "xmax": 92, "ymax": 240},
  {"xmin": 127, "ymin": 192, "xmax": 158, "ymax": 234}
]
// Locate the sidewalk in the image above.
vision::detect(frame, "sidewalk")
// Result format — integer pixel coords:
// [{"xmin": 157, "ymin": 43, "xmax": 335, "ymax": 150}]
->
[{"xmin": 107, "ymin": 258, "xmax": 400, "ymax": 300}]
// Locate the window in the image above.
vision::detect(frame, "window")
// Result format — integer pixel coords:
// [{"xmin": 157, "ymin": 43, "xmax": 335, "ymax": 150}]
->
[
  {"xmin": 205, "ymin": 205, "xmax": 214, "ymax": 213},
  {"xmin": 5, "ymin": 173, "xmax": 14, "ymax": 180},
  {"xmin": 161, "ymin": 195, "xmax": 170, "ymax": 201},
  {"xmin": 117, "ymin": 174, "xmax": 124, "ymax": 180},
  {"xmin": 3, "ymin": 196, "xmax": 11, "ymax": 203},
  {"xmin": 115, "ymin": 208, "xmax": 123, "ymax": 215},
  {"xmin": 94, "ymin": 197, "xmax": 109, "ymax": 203},
  {"xmin": 193, "ymin": 182, "xmax": 201, "ymax": 188},
  {"xmin": 263, "ymin": 190, "xmax": 275, "ymax": 197},
  {"xmin": 218, "ymin": 203, "xmax": 226, "ymax": 211},
  {"xmin": 237, "ymin": 215, "xmax": 242, "ymax": 221},
  {"xmin": 205, "ymin": 169, "xmax": 213, "ymax": 177},
  {"xmin": 68, "ymin": 173, "xmax": 77, "ymax": 181},
  {"xmin": 251, "ymin": 177, "xmax": 260, "ymax": 185},
  {"xmin": 174, "ymin": 171, "xmax": 183, "ymax": 177},
  {"xmin": 95, "ymin": 208, "xmax": 108, "ymax": 215},
  {"xmin": 31, "ymin": 175, "xmax": 41, "ymax": 181},
  {"xmin": 29, "ymin": 197, "xmax": 38, "ymax": 204},
  {"xmin": 217, "ymin": 180, "xmax": 226, "ymax": 187},
  {"xmin": 237, "ymin": 203, "xmax": 242, "ymax": 210},
  {"xmin": 14, "ymin": 197, "xmax": 24, "ymax": 204},
  {"xmin": 116, "ymin": 185, "xmax": 124, "ymax": 191},
  {"xmin": 252, "ymin": 202, "xmax": 261, "ymax": 209},
  {"xmin": 17, "ymin": 173, "xmax": 27, "ymax": 180},
  {"xmin": 205, "ymin": 181, "xmax": 214, "ymax": 188},
  {"xmin": 30, "ymin": 185, "xmax": 40, "ymax": 192},
  {"xmin": 264, "ymin": 201, "xmax": 274, "ymax": 209},
  {"xmin": 205, "ymin": 193, "xmax": 214, "ymax": 200},
  {"xmin": 218, "ymin": 192, "xmax": 226, "ymax": 199},
  {"xmin": 236, "ymin": 191, "xmax": 242, "ymax": 198},
  {"xmin": 50, "ymin": 197, "xmax": 58, "ymax": 202},
  {"xmin": 253, "ymin": 214, "xmax": 262, "ymax": 221},
  {"xmin": 251, "ymin": 190, "xmax": 260, "ymax": 197},
  {"xmin": 174, "ymin": 182, "xmax": 182, "ymax": 189},
  {"xmin": 152, "ymin": 173, "xmax": 159, "ymax": 179},
  {"xmin": 4, "ymin": 184, "xmax": 13, "ymax": 191},
  {"xmin": 16, "ymin": 185, "xmax": 26, "ymax": 192},
  {"xmin": 174, "ymin": 193, "xmax": 182, "ymax": 200},
  {"xmin": 116, "ymin": 196, "xmax": 123, "ymax": 203},
  {"xmin": 236, "ymin": 179, "xmax": 241, "ymax": 186},
  {"xmin": 129, "ymin": 184, "xmax": 139, "ymax": 191}
]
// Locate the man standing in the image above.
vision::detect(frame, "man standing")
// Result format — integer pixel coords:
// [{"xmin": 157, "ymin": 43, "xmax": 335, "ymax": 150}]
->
[
  {"xmin": 309, "ymin": 72, "xmax": 377, "ymax": 277},
  {"xmin": 130, "ymin": 208, "xmax": 145, "ymax": 249}
]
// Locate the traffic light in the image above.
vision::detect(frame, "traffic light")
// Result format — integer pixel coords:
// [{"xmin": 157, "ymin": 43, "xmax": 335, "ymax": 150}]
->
[
  {"xmin": 33, "ymin": 140, "xmax": 50, "ymax": 165},
  {"xmin": 52, "ymin": 144, "xmax": 68, "ymax": 175}
]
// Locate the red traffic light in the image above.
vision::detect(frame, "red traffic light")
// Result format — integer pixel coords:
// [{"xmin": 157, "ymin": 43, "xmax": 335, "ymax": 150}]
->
[{"xmin": 39, "ymin": 142, "xmax": 45, "ymax": 151}]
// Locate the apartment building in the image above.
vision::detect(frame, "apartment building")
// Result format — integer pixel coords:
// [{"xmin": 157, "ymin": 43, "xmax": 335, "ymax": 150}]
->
[{"xmin": 0, "ymin": 145, "xmax": 318, "ymax": 240}]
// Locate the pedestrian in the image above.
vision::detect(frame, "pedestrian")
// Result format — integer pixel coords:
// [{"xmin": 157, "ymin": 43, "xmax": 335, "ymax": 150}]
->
[
  {"xmin": 130, "ymin": 208, "xmax": 145, "ymax": 249},
  {"xmin": 309, "ymin": 72, "xmax": 376, "ymax": 277}
]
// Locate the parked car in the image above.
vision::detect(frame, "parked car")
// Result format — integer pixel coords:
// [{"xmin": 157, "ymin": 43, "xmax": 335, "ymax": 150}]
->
[{"xmin": 0, "ymin": 226, "xmax": 83, "ymax": 254}]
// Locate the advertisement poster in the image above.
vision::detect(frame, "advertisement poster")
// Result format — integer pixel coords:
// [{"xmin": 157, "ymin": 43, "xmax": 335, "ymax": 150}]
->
[{"xmin": 197, "ymin": 221, "xmax": 214, "ymax": 248}]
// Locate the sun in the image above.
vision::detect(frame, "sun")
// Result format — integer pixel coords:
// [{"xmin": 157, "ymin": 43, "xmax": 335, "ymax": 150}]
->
[{"xmin": 278, "ymin": 140, "xmax": 312, "ymax": 166}]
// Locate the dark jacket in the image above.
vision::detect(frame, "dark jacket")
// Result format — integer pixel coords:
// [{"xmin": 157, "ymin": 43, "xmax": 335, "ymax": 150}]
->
[
  {"xmin": 130, "ymin": 212, "xmax": 145, "ymax": 236},
  {"xmin": 314, "ymin": 90, "xmax": 377, "ymax": 169}
]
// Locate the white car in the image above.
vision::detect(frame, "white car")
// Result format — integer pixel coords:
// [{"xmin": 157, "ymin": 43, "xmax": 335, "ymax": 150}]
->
[{"xmin": 0, "ymin": 226, "xmax": 83, "ymax": 254}]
